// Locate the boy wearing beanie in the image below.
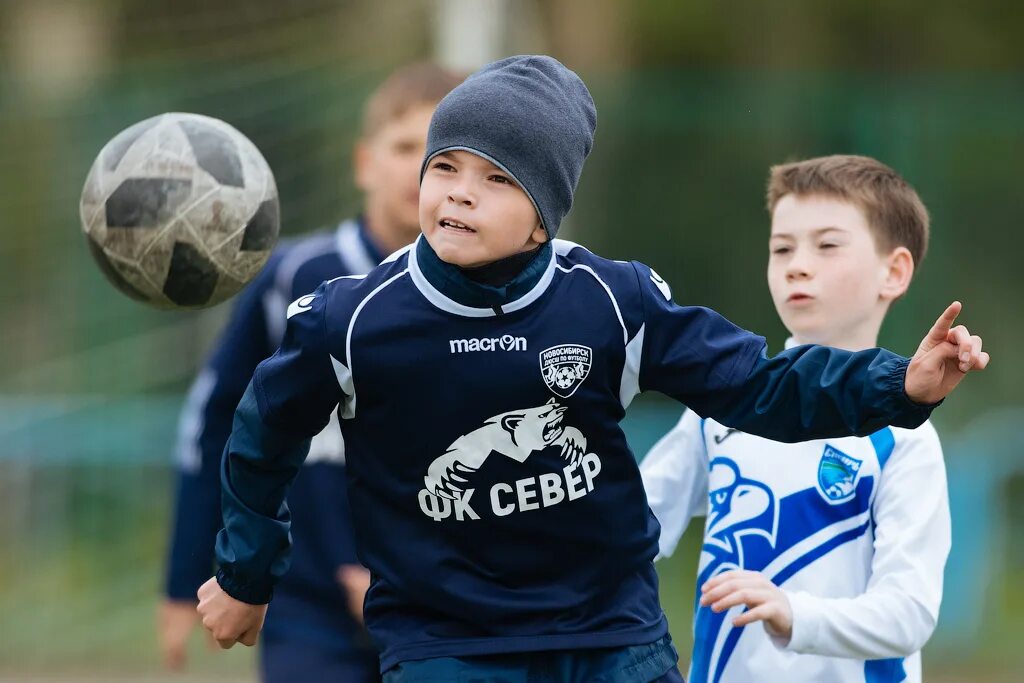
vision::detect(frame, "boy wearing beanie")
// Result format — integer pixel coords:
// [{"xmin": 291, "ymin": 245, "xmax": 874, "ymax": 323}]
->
[{"xmin": 196, "ymin": 57, "xmax": 987, "ymax": 682}]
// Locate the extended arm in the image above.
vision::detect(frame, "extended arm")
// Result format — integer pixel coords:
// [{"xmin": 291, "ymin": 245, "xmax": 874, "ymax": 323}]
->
[
  {"xmin": 630, "ymin": 262, "xmax": 977, "ymax": 441},
  {"xmin": 214, "ymin": 284, "xmax": 343, "ymax": 603},
  {"xmin": 161, "ymin": 271, "xmax": 275, "ymax": 668},
  {"xmin": 198, "ymin": 284, "xmax": 343, "ymax": 648},
  {"xmin": 165, "ymin": 278, "xmax": 275, "ymax": 602},
  {"xmin": 700, "ymin": 343, "xmax": 930, "ymax": 442}
]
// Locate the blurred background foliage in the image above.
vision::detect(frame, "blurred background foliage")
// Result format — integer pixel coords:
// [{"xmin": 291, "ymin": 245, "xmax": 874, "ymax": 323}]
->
[{"xmin": 0, "ymin": 0, "xmax": 1021, "ymax": 680}]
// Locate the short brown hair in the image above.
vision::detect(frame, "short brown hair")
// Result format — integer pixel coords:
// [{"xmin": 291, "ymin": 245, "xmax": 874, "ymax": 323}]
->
[
  {"xmin": 361, "ymin": 62, "xmax": 464, "ymax": 138},
  {"xmin": 766, "ymin": 155, "xmax": 930, "ymax": 267}
]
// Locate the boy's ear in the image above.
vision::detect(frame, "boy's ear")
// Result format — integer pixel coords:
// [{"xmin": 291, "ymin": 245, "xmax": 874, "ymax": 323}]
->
[
  {"xmin": 353, "ymin": 138, "xmax": 372, "ymax": 192},
  {"xmin": 880, "ymin": 246, "xmax": 914, "ymax": 301},
  {"xmin": 531, "ymin": 221, "xmax": 548, "ymax": 244}
]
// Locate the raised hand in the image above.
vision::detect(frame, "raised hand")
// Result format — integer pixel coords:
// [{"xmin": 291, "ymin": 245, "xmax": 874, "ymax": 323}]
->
[{"xmin": 905, "ymin": 301, "xmax": 989, "ymax": 405}]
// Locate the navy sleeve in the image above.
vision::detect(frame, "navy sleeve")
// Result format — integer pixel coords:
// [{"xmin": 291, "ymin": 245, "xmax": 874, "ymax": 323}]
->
[
  {"xmin": 164, "ymin": 273, "xmax": 274, "ymax": 601},
  {"xmin": 700, "ymin": 345, "xmax": 934, "ymax": 441},
  {"xmin": 301, "ymin": 462, "xmax": 362, "ymax": 569},
  {"xmin": 631, "ymin": 261, "xmax": 935, "ymax": 442},
  {"xmin": 214, "ymin": 283, "xmax": 343, "ymax": 604}
]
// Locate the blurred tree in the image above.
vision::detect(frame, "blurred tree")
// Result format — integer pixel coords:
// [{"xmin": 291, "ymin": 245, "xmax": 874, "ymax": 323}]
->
[{"xmin": 626, "ymin": 0, "xmax": 1024, "ymax": 69}]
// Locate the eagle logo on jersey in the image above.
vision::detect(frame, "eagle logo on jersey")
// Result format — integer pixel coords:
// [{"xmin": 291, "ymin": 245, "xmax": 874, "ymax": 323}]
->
[
  {"xmin": 539, "ymin": 344, "xmax": 592, "ymax": 398},
  {"xmin": 703, "ymin": 458, "xmax": 778, "ymax": 569},
  {"xmin": 423, "ymin": 398, "xmax": 588, "ymax": 500},
  {"xmin": 817, "ymin": 444, "xmax": 863, "ymax": 502}
]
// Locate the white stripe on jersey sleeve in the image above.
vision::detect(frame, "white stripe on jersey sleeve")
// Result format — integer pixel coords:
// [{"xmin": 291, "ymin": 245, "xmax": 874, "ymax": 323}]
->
[
  {"xmin": 554, "ymin": 263, "xmax": 628, "ymax": 344},
  {"xmin": 333, "ymin": 269, "xmax": 411, "ymax": 418},
  {"xmin": 620, "ymin": 324, "xmax": 644, "ymax": 409}
]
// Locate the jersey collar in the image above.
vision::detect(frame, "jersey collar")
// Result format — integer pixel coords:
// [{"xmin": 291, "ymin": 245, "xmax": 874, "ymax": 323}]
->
[
  {"xmin": 334, "ymin": 217, "xmax": 384, "ymax": 274},
  {"xmin": 408, "ymin": 235, "xmax": 555, "ymax": 317}
]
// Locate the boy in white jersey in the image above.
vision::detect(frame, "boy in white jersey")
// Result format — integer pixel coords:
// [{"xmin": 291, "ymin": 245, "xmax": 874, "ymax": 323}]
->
[{"xmin": 641, "ymin": 154, "xmax": 953, "ymax": 683}]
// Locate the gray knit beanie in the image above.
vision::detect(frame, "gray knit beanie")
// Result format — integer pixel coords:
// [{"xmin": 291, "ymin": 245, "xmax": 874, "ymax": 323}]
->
[{"xmin": 420, "ymin": 55, "xmax": 597, "ymax": 240}]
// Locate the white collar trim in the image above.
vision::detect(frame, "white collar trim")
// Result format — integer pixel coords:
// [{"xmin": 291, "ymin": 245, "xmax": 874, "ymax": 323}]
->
[
  {"xmin": 406, "ymin": 234, "xmax": 556, "ymax": 318},
  {"xmin": 335, "ymin": 219, "xmax": 377, "ymax": 274}
]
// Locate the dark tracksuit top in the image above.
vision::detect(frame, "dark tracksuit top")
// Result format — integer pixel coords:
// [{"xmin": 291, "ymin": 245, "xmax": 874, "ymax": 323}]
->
[{"xmin": 214, "ymin": 236, "xmax": 936, "ymax": 673}]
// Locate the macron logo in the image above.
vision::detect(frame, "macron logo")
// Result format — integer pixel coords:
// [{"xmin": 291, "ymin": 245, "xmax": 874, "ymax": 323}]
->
[{"xmin": 450, "ymin": 335, "xmax": 527, "ymax": 354}]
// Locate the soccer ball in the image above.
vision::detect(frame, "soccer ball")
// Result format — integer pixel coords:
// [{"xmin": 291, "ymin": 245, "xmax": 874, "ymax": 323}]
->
[
  {"xmin": 79, "ymin": 113, "xmax": 279, "ymax": 309},
  {"xmin": 554, "ymin": 366, "xmax": 577, "ymax": 389}
]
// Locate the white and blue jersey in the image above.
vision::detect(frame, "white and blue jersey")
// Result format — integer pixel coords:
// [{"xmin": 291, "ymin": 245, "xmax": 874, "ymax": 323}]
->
[
  {"xmin": 166, "ymin": 218, "xmax": 382, "ymax": 658},
  {"xmin": 215, "ymin": 236, "xmax": 936, "ymax": 672},
  {"xmin": 640, "ymin": 361, "xmax": 950, "ymax": 683}
]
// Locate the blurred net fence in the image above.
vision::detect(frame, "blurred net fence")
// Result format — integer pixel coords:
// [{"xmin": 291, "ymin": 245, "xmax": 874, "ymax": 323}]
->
[{"xmin": 1, "ymin": 0, "xmax": 1023, "ymax": 678}]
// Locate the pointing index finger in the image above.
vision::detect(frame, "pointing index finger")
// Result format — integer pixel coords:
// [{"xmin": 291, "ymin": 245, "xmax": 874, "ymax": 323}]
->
[{"xmin": 928, "ymin": 301, "xmax": 962, "ymax": 343}]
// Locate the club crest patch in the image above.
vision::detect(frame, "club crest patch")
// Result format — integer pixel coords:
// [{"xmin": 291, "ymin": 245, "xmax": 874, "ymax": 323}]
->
[
  {"xmin": 539, "ymin": 344, "xmax": 592, "ymax": 398},
  {"xmin": 817, "ymin": 444, "xmax": 863, "ymax": 503}
]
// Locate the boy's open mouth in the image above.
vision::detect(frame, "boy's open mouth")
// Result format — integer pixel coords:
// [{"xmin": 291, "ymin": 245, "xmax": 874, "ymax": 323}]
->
[{"xmin": 439, "ymin": 218, "xmax": 476, "ymax": 233}]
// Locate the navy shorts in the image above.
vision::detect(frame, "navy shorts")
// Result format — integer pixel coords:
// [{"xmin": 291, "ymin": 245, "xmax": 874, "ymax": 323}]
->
[
  {"xmin": 382, "ymin": 634, "xmax": 682, "ymax": 683},
  {"xmin": 260, "ymin": 635, "xmax": 380, "ymax": 683}
]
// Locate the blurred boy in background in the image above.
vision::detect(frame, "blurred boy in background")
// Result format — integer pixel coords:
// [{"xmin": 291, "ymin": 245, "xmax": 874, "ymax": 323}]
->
[
  {"xmin": 160, "ymin": 62, "xmax": 463, "ymax": 682},
  {"xmin": 641, "ymin": 155, "xmax": 952, "ymax": 683}
]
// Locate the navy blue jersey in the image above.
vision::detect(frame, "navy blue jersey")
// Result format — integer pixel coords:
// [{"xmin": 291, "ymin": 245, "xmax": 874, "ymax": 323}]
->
[
  {"xmin": 166, "ymin": 218, "xmax": 383, "ymax": 654},
  {"xmin": 215, "ymin": 238, "xmax": 934, "ymax": 670}
]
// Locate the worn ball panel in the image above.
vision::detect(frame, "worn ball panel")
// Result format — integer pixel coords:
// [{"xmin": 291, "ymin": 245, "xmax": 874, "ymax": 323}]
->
[{"xmin": 80, "ymin": 112, "xmax": 279, "ymax": 309}]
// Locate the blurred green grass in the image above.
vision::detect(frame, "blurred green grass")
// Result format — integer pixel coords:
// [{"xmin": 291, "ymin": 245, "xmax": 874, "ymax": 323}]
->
[{"xmin": 0, "ymin": 463, "xmax": 250, "ymax": 678}]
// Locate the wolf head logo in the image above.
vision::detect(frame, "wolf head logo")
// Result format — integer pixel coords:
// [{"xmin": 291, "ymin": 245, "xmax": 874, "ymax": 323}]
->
[
  {"xmin": 423, "ymin": 398, "xmax": 589, "ymax": 499},
  {"xmin": 496, "ymin": 398, "xmax": 569, "ymax": 456}
]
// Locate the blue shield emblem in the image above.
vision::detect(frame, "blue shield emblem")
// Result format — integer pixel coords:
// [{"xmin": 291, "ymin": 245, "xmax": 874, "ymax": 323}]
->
[{"xmin": 817, "ymin": 445, "xmax": 862, "ymax": 502}]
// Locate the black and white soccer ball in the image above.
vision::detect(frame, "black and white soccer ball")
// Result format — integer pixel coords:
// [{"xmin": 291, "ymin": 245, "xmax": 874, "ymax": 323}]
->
[
  {"xmin": 554, "ymin": 366, "xmax": 577, "ymax": 389},
  {"xmin": 79, "ymin": 113, "xmax": 279, "ymax": 309}
]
